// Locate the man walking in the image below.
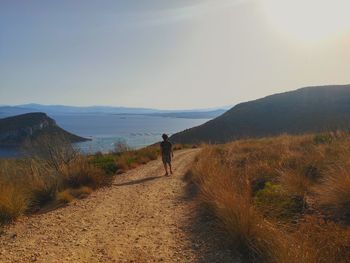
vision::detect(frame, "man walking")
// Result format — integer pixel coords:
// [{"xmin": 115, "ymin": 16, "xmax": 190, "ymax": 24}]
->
[{"xmin": 160, "ymin": 133, "xmax": 173, "ymax": 176}]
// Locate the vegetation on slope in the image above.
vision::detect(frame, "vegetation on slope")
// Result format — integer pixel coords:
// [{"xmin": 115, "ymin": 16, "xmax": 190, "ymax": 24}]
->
[
  {"xmin": 0, "ymin": 135, "xmax": 169, "ymax": 225},
  {"xmin": 171, "ymin": 85, "xmax": 350, "ymax": 144},
  {"xmin": 189, "ymin": 132, "xmax": 350, "ymax": 263},
  {"xmin": 0, "ymin": 133, "xmax": 192, "ymax": 225}
]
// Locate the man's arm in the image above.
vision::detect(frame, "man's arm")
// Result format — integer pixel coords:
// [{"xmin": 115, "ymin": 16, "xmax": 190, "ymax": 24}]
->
[{"xmin": 160, "ymin": 143, "xmax": 163, "ymax": 155}]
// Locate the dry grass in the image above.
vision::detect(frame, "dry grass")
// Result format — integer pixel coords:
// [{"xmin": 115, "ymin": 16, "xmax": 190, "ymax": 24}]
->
[
  {"xmin": 57, "ymin": 190, "xmax": 75, "ymax": 204},
  {"xmin": 191, "ymin": 133, "xmax": 350, "ymax": 262},
  {"xmin": 289, "ymin": 216, "xmax": 350, "ymax": 263},
  {"xmin": 316, "ymin": 167, "xmax": 350, "ymax": 219},
  {"xmin": 0, "ymin": 161, "xmax": 29, "ymax": 223},
  {"xmin": 0, "ymin": 155, "xmax": 111, "ymax": 224},
  {"xmin": 91, "ymin": 146, "xmax": 160, "ymax": 174},
  {"xmin": 192, "ymin": 147, "xmax": 289, "ymax": 262},
  {"xmin": 279, "ymin": 169, "xmax": 312, "ymax": 197},
  {"xmin": 0, "ymin": 182, "xmax": 28, "ymax": 224},
  {"xmin": 91, "ymin": 143, "xmax": 189, "ymax": 174},
  {"xmin": 73, "ymin": 186, "xmax": 93, "ymax": 196},
  {"xmin": 62, "ymin": 157, "xmax": 111, "ymax": 189},
  {"xmin": 57, "ymin": 186, "xmax": 93, "ymax": 204},
  {"xmin": 114, "ymin": 146, "xmax": 159, "ymax": 170},
  {"xmin": 0, "ymin": 140, "xmax": 167, "ymax": 225}
]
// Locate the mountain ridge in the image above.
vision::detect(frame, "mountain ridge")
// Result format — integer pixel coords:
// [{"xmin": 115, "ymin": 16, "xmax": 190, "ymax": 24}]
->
[
  {"xmin": 0, "ymin": 104, "xmax": 228, "ymax": 119},
  {"xmin": 170, "ymin": 84, "xmax": 350, "ymax": 144}
]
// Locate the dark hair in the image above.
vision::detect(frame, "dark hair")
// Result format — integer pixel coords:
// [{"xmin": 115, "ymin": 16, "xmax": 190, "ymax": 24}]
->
[{"xmin": 162, "ymin": 133, "xmax": 168, "ymax": 140}]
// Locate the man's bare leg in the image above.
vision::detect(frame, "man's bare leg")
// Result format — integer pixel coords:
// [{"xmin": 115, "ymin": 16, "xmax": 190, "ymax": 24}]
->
[
  {"xmin": 169, "ymin": 163, "xmax": 173, "ymax": 174},
  {"xmin": 163, "ymin": 163, "xmax": 169, "ymax": 175}
]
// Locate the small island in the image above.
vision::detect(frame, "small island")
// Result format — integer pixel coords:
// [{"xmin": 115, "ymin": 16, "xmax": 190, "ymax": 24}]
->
[{"xmin": 0, "ymin": 112, "xmax": 89, "ymax": 147}]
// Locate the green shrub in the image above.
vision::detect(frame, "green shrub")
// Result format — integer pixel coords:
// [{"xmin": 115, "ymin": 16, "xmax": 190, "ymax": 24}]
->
[
  {"xmin": 126, "ymin": 157, "xmax": 135, "ymax": 166},
  {"xmin": 91, "ymin": 156, "xmax": 118, "ymax": 175},
  {"xmin": 254, "ymin": 182, "xmax": 304, "ymax": 221},
  {"xmin": 313, "ymin": 134, "xmax": 333, "ymax": 144},
  {"xmin": 30, "ymin": 182, "xmax": 57, "ymax": 208},
  {"xmin": 62, "ymin": 158, "xmax": 111, "ymax": 189}
]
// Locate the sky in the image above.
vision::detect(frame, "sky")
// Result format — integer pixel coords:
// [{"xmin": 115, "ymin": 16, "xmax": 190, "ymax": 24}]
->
[{"xmin": 1, "ymin": 0, "xmax": 350, "ymax": 109}]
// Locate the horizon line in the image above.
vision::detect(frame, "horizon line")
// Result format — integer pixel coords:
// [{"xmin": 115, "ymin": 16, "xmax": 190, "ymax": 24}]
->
[{"xmin": 0, "ymin": 103, "xmax": 233, "ymax": 112}]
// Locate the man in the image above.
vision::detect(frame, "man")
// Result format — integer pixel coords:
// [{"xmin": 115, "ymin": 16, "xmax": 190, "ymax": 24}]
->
[{"xmin": 160, "ymin": 133, "xmax": 174, "ymax": 176}]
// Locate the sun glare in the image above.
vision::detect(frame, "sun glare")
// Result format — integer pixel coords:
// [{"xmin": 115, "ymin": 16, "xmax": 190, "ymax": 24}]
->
[{"xmin": 261, "ymin": 0, "xmax": 350, "ymax": 44}]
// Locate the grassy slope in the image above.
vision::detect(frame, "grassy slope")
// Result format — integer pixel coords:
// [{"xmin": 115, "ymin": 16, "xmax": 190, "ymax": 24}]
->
[{"xmin": 189, "ymin": 132, "xmax": 350, "ymax": 263}]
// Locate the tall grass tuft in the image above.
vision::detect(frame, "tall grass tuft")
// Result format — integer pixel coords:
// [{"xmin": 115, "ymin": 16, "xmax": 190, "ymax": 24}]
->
[
  {"xmin": 317, "ymin": 166, "xmax": 350, "ymax": 220},
  {"xmin": 0, "ymin": 182, "xmax": 28, "ymax": 224},
  {"xmin": 192, "ymin": 147, "xmax": 289, "ymax": 262},
  {"xmin": 0, "ymin": 162, "xmax": 28, "ymax": 223}
]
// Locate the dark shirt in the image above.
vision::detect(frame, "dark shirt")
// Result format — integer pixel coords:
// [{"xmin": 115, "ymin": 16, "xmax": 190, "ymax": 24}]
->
[{"xmin": 160, "ymin": 141, "xmax": 172, "ymax": 156}]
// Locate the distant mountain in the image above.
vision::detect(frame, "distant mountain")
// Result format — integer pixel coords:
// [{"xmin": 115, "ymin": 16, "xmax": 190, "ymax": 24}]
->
[
  {"xmin": 0, "ymin": 113, "xmax": 88, "ymax": 146},
  {"xmin": 171, "ymin": 85, "xmax": 350, "ymax": 144},
  {"xmin": 0, "ymin": 106, "xmax": 34, "ymax": 118},
  {"xmin": 0, "ymin": 104, "xmax": 227, "ymax": 119},
  {"xmin": 16, "ymin": 104, "xmax": 161, "ymax": 115}
]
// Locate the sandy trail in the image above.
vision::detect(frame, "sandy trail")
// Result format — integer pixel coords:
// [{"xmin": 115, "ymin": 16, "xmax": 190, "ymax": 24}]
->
[{"xmin": 0, "ymin": 149, "xmax": 237, "ymax": 263}]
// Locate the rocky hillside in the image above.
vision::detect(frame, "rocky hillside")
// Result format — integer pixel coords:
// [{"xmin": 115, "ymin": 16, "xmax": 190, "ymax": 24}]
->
[
  {"xmin": 171, "ymin": 84, "xmax": 350, "ymax": 144},
  {"xmin": 0, "ymin": 112, "xmax": 88, "ymax": 146}
]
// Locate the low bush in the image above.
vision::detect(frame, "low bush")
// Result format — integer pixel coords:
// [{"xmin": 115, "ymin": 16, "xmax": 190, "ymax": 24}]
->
[
  {"xmin": 30, "ymin": 181, "xmax": 57, "ymax": 209},
  {"xmin": 314, "ymin": 133, "xmax": 333, "ymax": 144},
  {"xmin": 62, "ymin": 157, "xmax": 111, "ymax": 189},
  {"xmin": 91, "ymin": 155, "xmax": 118, "ymax": 175},
  {"xmin": 110, "ymin": 146, "xmax": 159, "ymax": 171},
  {"xmin": 254, "ymin": 182, "xmax": 304, "ymax": 221}
]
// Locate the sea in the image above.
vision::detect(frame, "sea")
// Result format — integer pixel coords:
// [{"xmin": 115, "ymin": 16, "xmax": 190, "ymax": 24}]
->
[{"xmin": 0, "ymin": 114, "xmax": 210, "ymax": 158}]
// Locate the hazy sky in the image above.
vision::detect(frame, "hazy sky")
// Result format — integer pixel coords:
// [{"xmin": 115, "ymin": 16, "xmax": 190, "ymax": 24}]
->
[{"xmin": 1, "ymin": 0, "xmax": 350, "ymax": 109}]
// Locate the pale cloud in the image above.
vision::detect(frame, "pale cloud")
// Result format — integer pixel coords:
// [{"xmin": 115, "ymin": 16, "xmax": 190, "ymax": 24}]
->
[{"xmin": 119, "ymin": 0, "xmax": 249, "ymax": 28}]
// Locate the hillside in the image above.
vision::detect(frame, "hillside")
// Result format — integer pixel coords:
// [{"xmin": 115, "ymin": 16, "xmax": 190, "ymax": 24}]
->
[
  {"xmin": 171, "ymin": 84, "xmax": 350, "ymax": 144},
  {"xmin": 0, "ymin": 112, "xmax": 88, "ymax": 146}
]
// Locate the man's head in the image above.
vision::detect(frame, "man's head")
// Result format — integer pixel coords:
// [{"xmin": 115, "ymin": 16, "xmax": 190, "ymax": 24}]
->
[{"xmin": 162, "ymin": 133, "xmax": 168, "ymax": 141}]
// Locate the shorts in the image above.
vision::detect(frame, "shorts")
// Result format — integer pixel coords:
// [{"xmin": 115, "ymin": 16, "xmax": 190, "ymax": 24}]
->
[{"xmin": 162, "ymin": 154, "xmax": 171, "ymax": 164}]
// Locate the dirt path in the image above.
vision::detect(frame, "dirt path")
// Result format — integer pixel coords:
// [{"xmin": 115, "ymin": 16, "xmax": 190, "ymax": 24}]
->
[{"xmin": 0, "ymin": 149, "xmax": 238, "ymax": 263}]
